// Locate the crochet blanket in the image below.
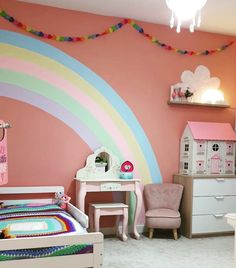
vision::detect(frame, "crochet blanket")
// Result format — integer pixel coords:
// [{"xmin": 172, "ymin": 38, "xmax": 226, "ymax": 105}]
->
[
  {"xmin": 0, "ymin": 244, "xmax": 93, "ymax": 261},
  {"xmin": 0, "ymin": 204, "xmax": 93, "ymax": 261},
  {"xmin": 0, "ymin": 204, "xmax": 84, "ymax": 237}
]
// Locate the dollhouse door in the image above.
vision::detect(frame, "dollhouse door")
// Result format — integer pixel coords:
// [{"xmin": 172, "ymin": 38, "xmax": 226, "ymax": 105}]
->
[
  {"xmin": 210, "ymin": 155, "xmax": 220, "ymax": 174},
  {"xmin": 207, "ymin": 142, "xmax": 222, "ymax": 174}
]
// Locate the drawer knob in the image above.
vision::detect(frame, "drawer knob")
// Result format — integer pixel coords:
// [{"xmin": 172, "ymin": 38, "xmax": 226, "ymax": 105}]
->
[
  {"xmin": 216, "ymin": 178, "xmax": 225, "ymax": 182},
  {"xmin": 214, "ymin": 214, "xmax": 224, "ymax": 218},
  {"xmin": 215, "ymin": 196, "xmax": 224, "ymax": 200}
]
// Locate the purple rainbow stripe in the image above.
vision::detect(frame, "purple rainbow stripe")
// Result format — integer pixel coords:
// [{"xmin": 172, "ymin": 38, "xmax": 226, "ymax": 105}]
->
[{"xmin": 0, "ymin": 82, "xmax": 101, "ymax": 149}]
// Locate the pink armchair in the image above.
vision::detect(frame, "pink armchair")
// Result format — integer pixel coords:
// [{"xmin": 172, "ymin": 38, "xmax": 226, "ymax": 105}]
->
[{"xmin": 144, "ymin": 183, "xmax": 184, "ymax": 240}]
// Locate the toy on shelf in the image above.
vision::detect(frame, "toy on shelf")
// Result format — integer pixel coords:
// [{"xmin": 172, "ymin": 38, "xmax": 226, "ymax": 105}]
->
[{"xmin": 120, "ymin": 161, "xmax": 134, "ymax": 179}]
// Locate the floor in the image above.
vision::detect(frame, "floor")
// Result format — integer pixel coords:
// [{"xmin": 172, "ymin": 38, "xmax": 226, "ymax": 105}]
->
[{"xmin": 103, "ymin": 233, "xmax": 234, "ymax": 268}]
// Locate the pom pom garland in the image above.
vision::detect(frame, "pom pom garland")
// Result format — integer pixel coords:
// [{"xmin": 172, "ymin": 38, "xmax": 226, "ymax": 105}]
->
[{"xmin": 0, "ymin": 8, "xmax": 234, "ymax": 56}]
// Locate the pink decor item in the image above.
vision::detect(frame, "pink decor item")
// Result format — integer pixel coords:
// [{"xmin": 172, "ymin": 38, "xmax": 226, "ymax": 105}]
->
[
  {"xmin": 120, "ymin": 161, "xmax": 134, "ymax": 172},
  {"xmin": 188, "ymin": 121, "xmax": 236, "ymax": 141},
  {"xmin": 120, "ymin": 161, "xmax": 134, "ymax": 179},
  {"xmin": 0, "ymin": 120, "xmax": 8, "ymax": 185},
  {"xmin": 57, "ymin": 193, "xmax": 71, "ymax": 210}
]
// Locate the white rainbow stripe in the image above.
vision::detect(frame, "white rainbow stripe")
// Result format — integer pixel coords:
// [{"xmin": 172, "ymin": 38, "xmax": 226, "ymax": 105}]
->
[{"xmin": 0, "ymin": 30, "xmax": 162, "ymax": 184}]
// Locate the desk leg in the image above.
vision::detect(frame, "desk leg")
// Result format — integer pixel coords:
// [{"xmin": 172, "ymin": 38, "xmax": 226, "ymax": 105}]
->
[
  {"xmin": 77, "ymin": 182, "xmax": 86, "ymax": 213},
  {"xmin": 132, "ymin": 181, "xmax": 142, "ymax": 240}
]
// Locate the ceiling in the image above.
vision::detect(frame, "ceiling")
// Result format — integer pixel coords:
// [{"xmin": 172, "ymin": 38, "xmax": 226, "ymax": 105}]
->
[{"xmin": 18, "ymin": 0, "xmax": 236, "ymax": 36}]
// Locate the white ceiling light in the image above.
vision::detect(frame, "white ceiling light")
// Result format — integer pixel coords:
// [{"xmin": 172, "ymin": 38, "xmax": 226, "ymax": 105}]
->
[{"xmin": 166, "ymin": 0, "xmax": 207, "ymax": 33}]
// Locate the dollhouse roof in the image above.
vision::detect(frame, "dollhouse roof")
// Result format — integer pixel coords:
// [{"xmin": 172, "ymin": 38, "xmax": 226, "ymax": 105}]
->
[{"xmin": 187, "ymin": 121, "xmax": 236, "ymax": 141}]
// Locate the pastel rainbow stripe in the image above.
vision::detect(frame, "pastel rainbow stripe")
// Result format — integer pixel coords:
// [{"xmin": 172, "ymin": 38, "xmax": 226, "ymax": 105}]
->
[{"xmin": 0, "ymin": 30, "xmax": 162, "ymax": 184}]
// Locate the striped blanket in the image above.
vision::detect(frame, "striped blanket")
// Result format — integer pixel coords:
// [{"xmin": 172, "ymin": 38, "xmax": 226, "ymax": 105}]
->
[
  {"xmin": 0, "ymin": 204, "xmax": 84, "ymax": 237},
  {"xmin": 0, "ymin": 204, "xmax": 93, "ymax": 261},
  {"xmin": 0, "ymin": 244, "xmax": 93, "ymax": 261}
]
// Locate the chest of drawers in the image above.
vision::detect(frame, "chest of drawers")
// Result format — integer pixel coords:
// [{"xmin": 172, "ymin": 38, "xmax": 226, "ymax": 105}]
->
[{"xmin": 173, "ymin": 174, "xmax": 236, "ymax": 238}]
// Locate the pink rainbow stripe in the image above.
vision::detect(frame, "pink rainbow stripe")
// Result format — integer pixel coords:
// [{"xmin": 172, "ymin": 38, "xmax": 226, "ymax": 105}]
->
[{"xmin": 1, "ymin": 56, "xmax": 140, "ymax": 177}]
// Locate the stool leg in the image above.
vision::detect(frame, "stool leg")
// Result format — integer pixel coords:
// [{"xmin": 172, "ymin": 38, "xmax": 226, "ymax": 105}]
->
[
  {"xmin": 121, "ymin": 208, "xmax": 128, "ymax": 242},
  {"xmin": 88, "ymin": 205, "xmax": 94, "ymax": 231},
  {"xmin": 116, "ymin": 215, "xmax": 121, "ymax": 237},
  {"xmin": 94, "ymin": 208, "xmax": 101, "ymax": 232}
]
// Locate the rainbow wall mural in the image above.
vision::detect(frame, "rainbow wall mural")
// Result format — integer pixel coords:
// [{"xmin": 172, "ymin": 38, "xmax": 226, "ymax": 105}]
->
[{"xmin": 0, "ymin": 30, "xmax": 162, "ymax": 184}]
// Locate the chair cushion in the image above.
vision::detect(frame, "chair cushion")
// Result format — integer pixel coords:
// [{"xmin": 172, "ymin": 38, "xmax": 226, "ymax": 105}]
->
[
  {"xmin": 146, "ymin": 216, "xmax": 181, "ymax": 229},
  {"xmin": 145, "ymin": 208, "xmax": 180, "ymax": 218}
]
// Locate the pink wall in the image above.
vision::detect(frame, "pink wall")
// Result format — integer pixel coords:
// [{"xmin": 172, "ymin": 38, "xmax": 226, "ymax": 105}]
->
[{"xmin": 1, "ymin": 1, "xmax": 236, "ymax": 205}]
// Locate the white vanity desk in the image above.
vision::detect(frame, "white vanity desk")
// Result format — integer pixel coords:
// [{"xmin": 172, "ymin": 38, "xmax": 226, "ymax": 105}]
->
[
  {"xmin": 75, "ymin": 178, "xmax": 142, "ymax": 239},
  {"xmin": 75, "ymin": 147, "xmax": 143, "ymax": 239}
]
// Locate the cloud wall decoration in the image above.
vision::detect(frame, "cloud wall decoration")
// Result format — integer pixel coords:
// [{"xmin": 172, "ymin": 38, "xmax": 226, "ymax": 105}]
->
[{"xmin": 170, "ymin": 65, "xmax": 224, "ymax": 104}]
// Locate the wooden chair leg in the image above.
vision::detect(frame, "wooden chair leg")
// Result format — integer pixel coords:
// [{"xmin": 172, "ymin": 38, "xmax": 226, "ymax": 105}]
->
[
  {"xmin": 173, "ymin": 228, "xmax": 178, "ymax": 240},
  {"xmin": 149, "ymin": 228, "xmax": 154, "ymax": 239}
]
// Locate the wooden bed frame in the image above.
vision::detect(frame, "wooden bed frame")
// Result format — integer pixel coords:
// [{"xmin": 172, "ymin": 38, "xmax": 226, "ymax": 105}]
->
[{"xmin": 0, "ymin": 186, "xmax": 103, "ymax": 268}]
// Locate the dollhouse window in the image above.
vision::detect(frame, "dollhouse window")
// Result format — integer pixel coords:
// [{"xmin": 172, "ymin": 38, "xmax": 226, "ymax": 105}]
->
[
  {"xmin": 225, "ymin": 160, "xmax": 233, "ymax": 173},
  {"xmin": 184, "ymin": 162, "xmax": 188, "ymax": 169},
  {"xmin": 212, "ymin": 144, "xmax": 219, "ymax": 151},
  {"xmin": 197, "ymin": 141, "xmax": 205, "ymax": 154},
  {"xmin": 226, "ymin": 143, "xmax": 233, "ymax": 154},
  {"xmin": 184, "ymin": 144, "xmax": 189, "ymax": 152},
  {"xmin": 196, "ymin": 160, "xmax": 204, "ymax": 173}
]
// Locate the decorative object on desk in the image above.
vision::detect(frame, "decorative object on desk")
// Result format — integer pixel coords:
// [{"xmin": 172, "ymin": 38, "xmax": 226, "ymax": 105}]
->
[
  {"xmin": 120, "ymin": 161, "xmax": 134, "ymax": 179},
  {"xmin": 76, "ymin": 146, "xmax": 120, "ymax": 179},
  {"xmin": 95, "ymin": 156, "xmax": 108, "ymax": 173},
  {"xmin": 179, "ymin": 121, "xmax": 236, "ymax": 175},
  {"xmin": 169, "ymin": 65, "xmax": 228, "ymax": 105},
  {"xmin": 0, "ymin": 120, "xmax": 9, "ymax": 185}
]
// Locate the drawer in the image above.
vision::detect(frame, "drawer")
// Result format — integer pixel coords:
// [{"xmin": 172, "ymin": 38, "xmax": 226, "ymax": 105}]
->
[
  {"xmin": 192, "ymin": 214, "xmax": 233, "ymax": 234},
  {"xmin": 193, "ymin": 178, "xmax": 236, "ymax": 196},
  {"xmin": 193, "ymin": 196, "xmax": 236, "ymax": 215}
]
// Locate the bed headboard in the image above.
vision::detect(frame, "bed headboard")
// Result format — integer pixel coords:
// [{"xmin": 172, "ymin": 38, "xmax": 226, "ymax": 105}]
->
[
  {"xmin": 0, "ymin": 186, "xmax": 64, "ymax": 194},
  {"xmin": 0, "ymin": 186, "xmax": 64, "ymax": 205}
]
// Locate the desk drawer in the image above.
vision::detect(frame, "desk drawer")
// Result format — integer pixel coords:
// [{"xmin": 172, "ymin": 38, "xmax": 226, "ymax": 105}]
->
[
  {"xmin": 193, "ymin": 196, "xmax": 236, "ymax": 215},
  {"xmin": 193, "ymin": 178, "xmax": 236, "ymax": 196},
  {"xmin": 192, "ymin": 214, "xmax": 233, "ymax": 234}
]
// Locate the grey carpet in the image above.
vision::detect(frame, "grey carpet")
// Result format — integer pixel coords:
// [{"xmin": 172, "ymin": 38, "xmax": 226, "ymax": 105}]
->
[{"xmin": 103, "ymin": 234, "xmax": 234, "ymax": 268}]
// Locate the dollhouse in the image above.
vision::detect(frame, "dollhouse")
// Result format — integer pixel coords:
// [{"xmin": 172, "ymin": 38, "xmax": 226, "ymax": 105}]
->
[{"xmin": 179, "ymin": 121, "xmax": 236, "ymax": 175}]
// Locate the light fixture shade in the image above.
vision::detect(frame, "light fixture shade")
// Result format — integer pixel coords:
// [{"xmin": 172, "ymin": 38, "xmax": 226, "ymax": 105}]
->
[{"xmin": 166, "ymin": 0, "xmax": 207, "ymax": 33}]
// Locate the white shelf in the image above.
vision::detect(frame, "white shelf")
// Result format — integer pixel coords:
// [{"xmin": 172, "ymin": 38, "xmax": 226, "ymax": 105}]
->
[{"xmin": 167, "ymin": 100, "xmax": 230, "ymax": 108}]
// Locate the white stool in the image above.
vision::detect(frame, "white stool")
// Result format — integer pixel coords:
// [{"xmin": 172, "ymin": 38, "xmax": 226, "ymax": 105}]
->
[{"xmin": 89, "ymin": 203, "xmax": 128, "ymax": 241}]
